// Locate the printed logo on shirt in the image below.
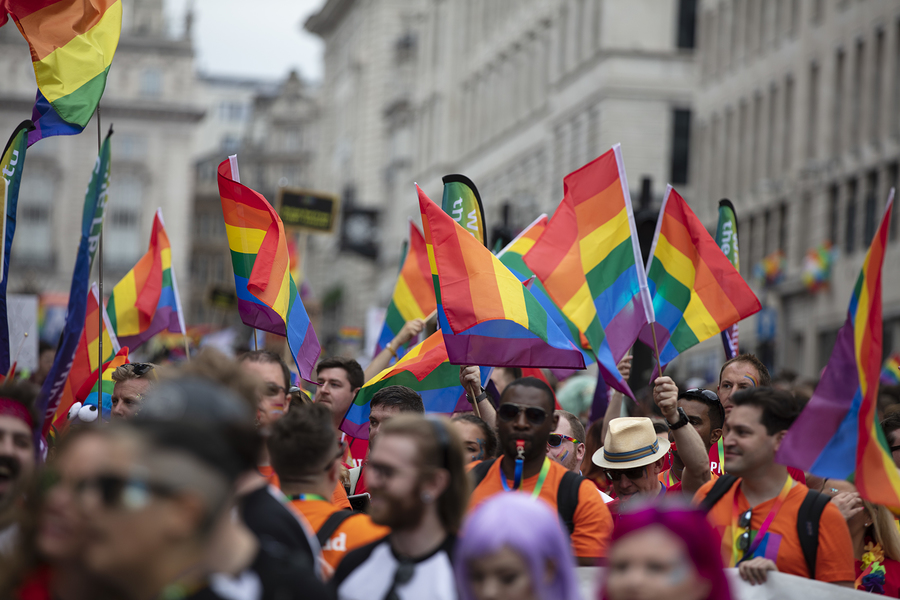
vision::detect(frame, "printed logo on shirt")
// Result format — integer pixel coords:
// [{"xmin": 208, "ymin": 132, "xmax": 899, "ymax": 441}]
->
[{"xmin": 325, "ymin": 532, "xmax": 347, "ymax": 553}]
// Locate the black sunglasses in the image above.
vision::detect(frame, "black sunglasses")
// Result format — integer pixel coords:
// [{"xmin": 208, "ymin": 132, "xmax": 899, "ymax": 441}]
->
[
  {"xmin": 263, "ymin": 382, "xmax": 287, "ymax": 397},
  {"xmin": 548, "ymin": 433, "xmax": 581, "ymax": 447},
  {"xmin": 76, "ymin": 473, "xmax": 175, "ymax": 510},
  {"xmin": 605, "ymin": 465, "xmax": 647, "ymax": 482},
  {"xmin": 497, "ymin": 403, "xmax": 547, "ymax": 426},
  {"xmin": 128, "ymin": 363, "xmax": 155, "ymax": 377},
  {"xmin": 385, "ymin": 560, "xmax": 415, "ymax": 600},
  {"xmin": 736, "ymin": 509, "xmax": 753, "ymax": 553}
]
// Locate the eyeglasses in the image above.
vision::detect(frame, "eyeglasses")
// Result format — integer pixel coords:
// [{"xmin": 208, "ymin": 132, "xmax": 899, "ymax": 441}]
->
[
  {"xmin": 605, "ymin": 466, "xmax": 647, "ymax": 482},
  {"xmin": 736, "ymin": 509, "xmax": 753, "ymax": 552},
  {"xmin": 682, "ymin": 388, "xmax": 720, "ymax": 402},
  {"xmin": 548, "ymin": 433, "xmax": 581, "ymax": 447},
  {"xmin": 76, "ymin": 473, "xmax": 176, "ymax": 511},
  {"xmin": 385, "ymin": 560, "xmax": 415, "ymax": 600},
  {"xmin": 263, "ymin": 382, "xmax": 287, "ymax": 397},
  {"xmin": 497, "ymin": 403, "xmax": 547, "ymax": 426}
]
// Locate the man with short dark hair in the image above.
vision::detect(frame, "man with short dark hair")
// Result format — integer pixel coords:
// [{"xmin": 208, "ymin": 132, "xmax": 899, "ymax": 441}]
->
[
  {"xmin": 110, "ymin": 362, "xmax": 157, "ymax": 420},
  {"xmin": 315, "ymin": 357, "xmax": 366, "ymax": 469},
  {"xmin": 694, "ymin": 387, "xmax": 854, "ymax": 586},
  {"xmin": 269, "ymin": 404, "xmax": 388, "ymax": 577},
  {"xmin": 333, "ymin": 415, "xmax": 467, "ymax": 599},
  {"xmin": 547, "ymin": 410, "xmax": 585, "ymax": 472},
  {"xmin": 881, "ymin": 412, "xmax": 900, "ymax": 469},
  {"xmin": 468, "ymin": 377, "xmax": 612, "ymax": 565}
]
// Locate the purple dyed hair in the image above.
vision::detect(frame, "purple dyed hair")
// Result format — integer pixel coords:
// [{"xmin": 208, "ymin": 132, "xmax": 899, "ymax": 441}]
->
[
  {"xmin": 600, "ymin": 504, "xmax": 732, "ymax": 600},
  {"xmin": 455, "ymin": 493, "xmax": 582, "ymax": 600}
]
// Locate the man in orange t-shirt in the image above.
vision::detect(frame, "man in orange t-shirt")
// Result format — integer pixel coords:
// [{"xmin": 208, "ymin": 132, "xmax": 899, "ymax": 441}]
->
[
  {"xmin": 693, "ymin": 387, "xmax": 854, "ymax": 586},
  {"xmin": 268, "ymin": 402, "xmax": 388, "ymax": 576},
  {"xmin": 468, "ymin": 377, "xmax": 613, "ymax": 564}
]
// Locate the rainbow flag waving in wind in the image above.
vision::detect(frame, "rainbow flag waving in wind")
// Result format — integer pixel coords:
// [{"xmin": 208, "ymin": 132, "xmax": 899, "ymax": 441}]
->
[
  {"xmin": 376, "ymin": 221, "xmax": 436, "ymax": 360},
  {"xmin": 640, "ymin": 186, "xmax": 760, "ymax": 372},
  {"xmin": 524, "ymin": 145, "xmax": 651, "ymax": 396},
  {"xmin": 106, "ymin": 209, "xmax": 185, "ymax": 350},
  {"xmin": 217, "ymin": 157, "xmax": 320, "ymax": 383},
  {"xmin": 881, "ymin": 354, "xmax": 900, "ymax": 386},
  {"xmin": 343, "ymin": 331, "xmax": 490, "ymax": 439},
  {"xmin": 2, "ymin": 0, "xmax": 122, "ymax": 146},
  {"xmin": 778, "ymin": 191, "xmax": 900, "ymax": 512},
  {"xmin": 418, "ymin": 185, "xmax": 584, "ymax": 369}
]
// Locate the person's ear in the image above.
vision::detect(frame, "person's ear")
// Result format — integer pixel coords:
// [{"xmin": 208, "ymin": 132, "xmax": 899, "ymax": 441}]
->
[
  {"xmin": 710, "ymin": 428, "xmax": 723, "ymax": 444},
  {"xmin": 575, "ymin": 443, "xmax": 586, "ymax": 463},
  {"xmin": 422, "ymin": 467, "xmax": 450, "ymax": 502},
  {"xmin": 773, "ymin": 429, "xmax": 788, "ymax": 452}
]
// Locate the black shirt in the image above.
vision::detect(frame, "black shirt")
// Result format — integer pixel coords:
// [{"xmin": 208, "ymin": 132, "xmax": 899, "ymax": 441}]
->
[{"xmin": 238, "ymin": 485, "xmax": 319, "ymax": 573}]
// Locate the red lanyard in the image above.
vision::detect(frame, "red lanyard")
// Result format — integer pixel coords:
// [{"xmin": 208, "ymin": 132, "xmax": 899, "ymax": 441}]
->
[{"xmin": 729, "ymin": 477, "xmax": 792, "ymax": 566}]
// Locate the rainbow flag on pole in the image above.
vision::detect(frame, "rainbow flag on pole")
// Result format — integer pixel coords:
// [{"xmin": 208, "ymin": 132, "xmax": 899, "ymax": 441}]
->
[
  {"xmin": 881, "ymin": 354, "xmax": 900, "ymax": 386},
  {"xmin": 343, "ymin": 331, "xmax": 490, "ymax": 439},
  {"xmin": 523, "ymin": 145, "xmax": 651, "ymax": 396},
  {"xmin": 217, "ymin": 157, "xmax": 320, "ymax": 382},
  {"xmin": 106, "ymin": 209, "xmax": 185, "ymax": 350},
  {"xmin": 640, "ymin": 186, "xmax": 761, "ymax": 372},
  {"xmin": 418, "ymin": 185, "xmax": 584, "ymax": 369},
  {"xmin": 2, "ymin": 0, "xmax": 122, "ymax": 146},
  {"xmin": 51, "ymin": 282, "xmax": 119, "ymax": 431},
  {"xmin": 778, "ymin": 191, "xmax": 900, "ymax": 512},
  {"xmin": 376, "ymin": 221, "xmax": 436, "ymax": 360}
]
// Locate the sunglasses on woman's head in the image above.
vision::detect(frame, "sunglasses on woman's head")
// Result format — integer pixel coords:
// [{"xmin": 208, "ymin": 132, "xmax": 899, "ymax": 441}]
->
[
  {"xmin": 682, "ymin": 388, "xmax": 720, "ymax": 402},
  {"xmin": 548, "ymin": 433, "xmax": 581, "ymax": 447},
  {"xmin": 497, "ymin": 403, "xmax": 547, "ymax": 426}
]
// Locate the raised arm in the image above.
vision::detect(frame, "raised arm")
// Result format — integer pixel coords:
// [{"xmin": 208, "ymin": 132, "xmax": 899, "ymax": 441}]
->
[
  {"xmin": 363, "ymin": 318, "xmax": 425, "ymax": 382},
  {"xmin": 653, "ymin": 376, "xmax": 710, "ymax": 494}
]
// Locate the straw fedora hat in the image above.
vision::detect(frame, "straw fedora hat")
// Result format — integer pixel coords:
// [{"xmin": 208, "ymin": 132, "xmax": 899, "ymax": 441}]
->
[{"xmin": 592, "ymin": 417, "xmax": 670, "ymax": 469}]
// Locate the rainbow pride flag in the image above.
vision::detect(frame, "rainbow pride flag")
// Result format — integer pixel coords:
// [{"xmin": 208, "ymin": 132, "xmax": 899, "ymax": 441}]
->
[
  {"xmin": 778, "ymin": 191, "xmax": 900, "ymax": 512},
  {"xmin": 217, "ymin": 157, "xmax": 320, "ymax": 382},
  {"xmin": 881, "ymin": 354, "xmax": 900, "ymax": 386},
  {"xmin": 376, "ymin": 221, "xmax": 436, "ymax": 359},
  {"xmin": 497, "ymin": 215, "xmax": 594, "ymax": 368},
  {"xmin": 51, "ymin": 282, "xmax": 119, "ymax": 431},
  {"xmin": 640, "ymin": 186, "xmax": 760, "ymax": 372},
  {"xmin": 418, "ymin": 185, "xmax": 584, "ymax": 369},
  {"xmin": 106, "ymin": 209, "xmax": 185, "ymax": 350},
  {"xmin": 343, "ymin": 331, "xmax": 490, "ymax": 438},
  {"xmin": 2, "ymin": 1, "xmax": 122, "ymax": 146},
  {"xmin": 523, "ymin": 145, "xmax": 651, "ymax": 396}
]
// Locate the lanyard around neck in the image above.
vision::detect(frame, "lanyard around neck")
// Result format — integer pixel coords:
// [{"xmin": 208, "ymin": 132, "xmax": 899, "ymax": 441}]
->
[
  {"xmin": 730, "ymin": 476, "xmax": 793, "ymax": 566},
  {"xmin": 289, "ymin": 493, "xmax": 329, "ymax": 502},
  {"xmin": 501, "ymin": 457, "xmax": 551, "ymax": 499}
]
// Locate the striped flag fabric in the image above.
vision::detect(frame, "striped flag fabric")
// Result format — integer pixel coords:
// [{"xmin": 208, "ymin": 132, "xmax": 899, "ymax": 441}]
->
[
  {"xmin": 74, "ymin": 347, "xmax": 129, "ymax": 423},
  {"xmin": 217, "ymin": 157, "xmax": 320, "ymax": 382},
  {"xmin": 881, "ymin": 353, "xmax": 900, "ymax": 386},
  {"xmin": 2, "ymin": 0, "xmax": 122, "ymax": 146},
  {"xmin": 375, "ymin": 221, "xmax": 436, "ymax": 360},
  {"xmin": 343, "ymin": 331, "xmax": 490, "ymax": 439},
  {"xmin": 778, "ymin": 191, "xmax": 900, "ymax": 512},
  {"xmin": 106, "ymin": 209, "xmax": 186, "ymax": 350},
  {"xmin": 523, "ymin": 145, "xmax": 651, "ymax": 396},
  {"xmin": 418, "ymin": 185, "xmax": 584, "ymax": 369},
  {"xmin": 497, "ymin": 215, "xmax": 594, "ymax": 368},
  {"xmin": 640, "ymin": 186, "xmax": 761, "ymax": 372},
  {"xmin": 51, "ymin": 282, "xmax": 119, "ymax": 431},
  {"xmin": 715, "ymin": 200, "xmax": 741, "ymax": 359}
]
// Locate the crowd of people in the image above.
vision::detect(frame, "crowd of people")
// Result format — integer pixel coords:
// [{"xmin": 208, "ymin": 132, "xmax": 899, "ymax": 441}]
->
[{"xmin": 0, "ymin": 324, "xmax": 897, "ymax": 599}]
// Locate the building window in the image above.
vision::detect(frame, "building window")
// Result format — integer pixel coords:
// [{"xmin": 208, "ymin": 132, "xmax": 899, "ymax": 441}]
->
[
  {"xmin": 828, "ymin": 184, "xmax": 840, "ymax": 245},
  {"xmin": 140, "ymin": 68, "xmax": 162, "ymax": 98},
  {"xmin": 14, "ymin": 175, "xmax": 54, "ymax": 263},
  {"xmin": 812, "ymin": 0, "xmax": 824, "ymax": 25},
  {"xmin": 889, "ymin": 162, "xmax": 899, "ymax": 242},
  {"xmin": 783, "ymin": 75, "xmax": 794, "ymax": 172},
  {"xmin": 670, "ymin": 109, "xmax": 691, "ymax": 185},
  {"xmin": 872, "ymin": 30, "xmax": 884, "ymax": 145},
  {"xmin": 807, "ymin": 62, "xmax": 819, "ymax": 159},
  {"xmin": 864, "ymin": 171, "xmax": 879, "ymax": 244},
  {"xmin": 115, "ymin": 134, "xmax": 147, "ymax": 161},
  {"xmin": 778, "ymin": 202, "xmax": 788, "ymax": 253},
  {"xmin": 893, "ymin": 19, "xmax": 900, "ymax": 137},
  {"xmin": 105, "ymin": 175, "xmax": 143, "ymax": 267},
  {"xmin": 833, "ymin": 49, "xmax": 845, "ymax": 157},
  {"xmin": 851, "ymin": 40, "xmax": 864, "ymax": 150},
  {"xmin": 676, "ymin": 0, "xmax": 697, "ymax": 49},
  {"xmin": 845, "ymin": 178, "xmax": 858, "ymax": 254}
]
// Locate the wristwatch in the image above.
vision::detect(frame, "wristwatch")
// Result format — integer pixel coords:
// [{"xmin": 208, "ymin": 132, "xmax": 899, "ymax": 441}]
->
[
  {"xmin": 667, "ymin": 407, "xmax": 690, "ymax": 430},
  {"xmin": 467, "ymin": 386, "xmax": 488, "ymax": 404}
]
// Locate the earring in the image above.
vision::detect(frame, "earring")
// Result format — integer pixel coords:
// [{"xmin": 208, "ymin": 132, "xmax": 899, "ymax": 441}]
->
[{"xmin": 421, "ymin": 492, "xmax": 433, "ymax": 503}]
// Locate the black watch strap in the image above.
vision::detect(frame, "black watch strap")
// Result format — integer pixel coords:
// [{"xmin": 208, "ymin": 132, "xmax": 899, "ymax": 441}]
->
[{"xmin": 668, "ymin": 407, "xmax": 690, "ymax": 430}]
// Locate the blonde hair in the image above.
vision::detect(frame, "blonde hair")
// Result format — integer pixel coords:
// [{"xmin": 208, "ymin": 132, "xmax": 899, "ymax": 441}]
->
[
  {"xmin": 866, "ymin": 500, "xmax": 900, "ymax": 561},
  {"xmin": 379, "ymin": 414, "xmax": 470, "ymax": 534}
]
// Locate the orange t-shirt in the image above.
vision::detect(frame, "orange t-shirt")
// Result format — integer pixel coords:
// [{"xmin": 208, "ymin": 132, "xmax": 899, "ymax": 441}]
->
[
  {"xmin": 693, "ymin": 478, "xmax": 854, "ymax": 582},
  {"xmin": 289, "ymin": 498, "xmax": 389, "ymax": 575},
  {"xmin": 468, "ymin": 459, "xmax": 613, "ymax": 559},
  {"xmin": 257, "ymin": 465, "xmax": 352, "ymax": 509}
]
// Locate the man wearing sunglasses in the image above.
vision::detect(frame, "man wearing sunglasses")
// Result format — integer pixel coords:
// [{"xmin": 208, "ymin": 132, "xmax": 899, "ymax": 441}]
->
[
  {"xmin": 468, "ymin": 377, "xmax": 613, "ymax": 565},
  {"xmin": 110, "ymin": 362, "xmax": 157, "ymax": 420},
  {"xmin": 547, "ymin": 410, "xmax": 586, "ymax": 472},
  {"xmin": 694, "ymin": 388, "xmax": 853, "ymax": 587}
]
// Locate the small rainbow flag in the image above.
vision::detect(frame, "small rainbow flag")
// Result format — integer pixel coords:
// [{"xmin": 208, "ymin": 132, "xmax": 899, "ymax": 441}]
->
[
  {"xmin": 778, "ymin": 191, "xmax": 900, "ymax": 512},
  {"xmin": 801, "ymin": 242, "xmax": 834, "ymax": 293},
  {"xmin": 418, "ymin": 185, "xmax": 584, "ymax": 370},
  {"xmin": 343, "ymin": 331, "xmax": 490, "ymax": 439},
  {"xmin": 217, "ymin": 157, "xmax": 320, "ymax": 383},
  {"xmin": 2, "ymin": 0, "xmax": 123, "ymax": 146},
  {"xmin": 881, "ymin": 354, "xmax": 900, "ymax": 386},
  {"xmin": 523, "ymin": 145, "xmax": 651, "ymax": 396},
  {"xmin": 755, "ymin": 250, "xmax": 786, "ymax": 288},
  {"xmin": 640, "ymin": 186, "xmax": 761, "ymax": 372},
  {"xmin": 51, "ymin": 282, "xmax": 119, "ymax": 431},
  {"xmin": 106, "ymin": 209, "xmax": 185, "ymax": 350},
  {"xmin": 375, "ymin": 221, "xmax": 436, "ymax": 360}
]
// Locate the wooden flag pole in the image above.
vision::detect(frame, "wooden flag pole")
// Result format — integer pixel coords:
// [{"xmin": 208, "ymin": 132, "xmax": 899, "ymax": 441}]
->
[
  {"xmin": 649, "ymin": 323, "xmax": 664, "ymax": 378},
  {"xmin": 96, "ymin": 107, "xmax": 104, "ymax": 422},
  {"xmin": 227, "ymin": 154, "xmax": 259, "ymax": 353},
  {"xmin": 182, "ymin": 334, "xmax": 191, "ymax": 362}
]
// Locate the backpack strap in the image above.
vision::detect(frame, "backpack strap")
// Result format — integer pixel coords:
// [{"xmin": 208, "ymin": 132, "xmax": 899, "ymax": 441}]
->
[
  {"xmin": 796, "ymin": 489, "xmax": 830, "ymax": 580},
  {"xmin": 699, "ymin": 474, "xmax": 739, "ymax": 512},
  {"xmin": 469, "ymin": 457, "xmax": 499, "ymax": 488},
  {"xmin": 556, "ymin": 470, "xmax": 583, "ymax": 535},
  {"xmin": 316, "ymin": 510, "xmax": 354, "ymax": 547}
]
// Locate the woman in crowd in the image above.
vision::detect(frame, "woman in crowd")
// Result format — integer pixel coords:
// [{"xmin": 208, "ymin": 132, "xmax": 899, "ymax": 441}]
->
[
  {"xmin": 451, "ymin": 414, "xmax": 497, "ymax": 464},
  {"xmin": 454, "ymin": 493, "xmax": 582, "ymax": 600},
  {"xmin": 601, "ymin": 504, "xmax": 731, "ymax": 600}
]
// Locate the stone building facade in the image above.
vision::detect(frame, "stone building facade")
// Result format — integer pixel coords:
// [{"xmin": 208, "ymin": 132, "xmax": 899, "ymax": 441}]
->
[{"xmin": 691, "ymin": 0, "xmax": 900, "ymax": 380}]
